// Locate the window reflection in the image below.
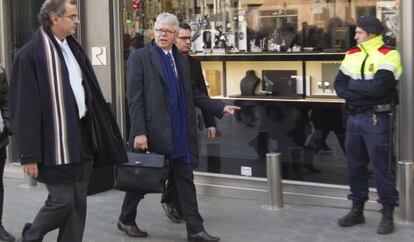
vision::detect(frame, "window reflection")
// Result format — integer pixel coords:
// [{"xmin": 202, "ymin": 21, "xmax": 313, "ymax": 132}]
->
[
  {"xmin": 121, "ymin": 0, "xmax": 399, "ymax": 185},
  {"xmin": 9, "ymin": 0, "xmax": 43, "ymax": 58},
  {"xmin": 122, "ymin": 0, "xmax": 399, "ymax": 53}
]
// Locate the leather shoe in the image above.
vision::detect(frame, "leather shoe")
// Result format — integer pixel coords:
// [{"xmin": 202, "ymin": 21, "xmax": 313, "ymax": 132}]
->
[
  {"xmin": 188, "ymin": 230, "xmax": 220, "ymax": 242},
  {"xmin": 0, "ymin": 224, "xmax": 15, "ymax": 242},
  {"xmin": 117, "ymin": 221, "xmax": 148, "ymax": 238},
  {"xmin": 162, "ymin": 203, "xmax": 182, "ymax": 223}
]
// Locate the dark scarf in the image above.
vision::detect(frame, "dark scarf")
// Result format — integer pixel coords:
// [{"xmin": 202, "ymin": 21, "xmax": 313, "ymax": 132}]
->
[
  {"xmin": 33, "ymin": 28, "xmax": 80, "ymax": 166},
  {"xmin": 154, "ymin": 42, "xmax": 191, "ymax": 164}
]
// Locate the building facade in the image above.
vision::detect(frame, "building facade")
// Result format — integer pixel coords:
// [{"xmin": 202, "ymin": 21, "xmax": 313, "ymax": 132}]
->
[{"xmin": 0, "ymin": 0, "xmax": 412, "ymax": 218}]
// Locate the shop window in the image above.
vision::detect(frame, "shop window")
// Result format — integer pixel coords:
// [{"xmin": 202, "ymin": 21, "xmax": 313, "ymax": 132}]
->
[{"xmin": 121, "ymin": 0, "xmax": 398, "ymax": 53}]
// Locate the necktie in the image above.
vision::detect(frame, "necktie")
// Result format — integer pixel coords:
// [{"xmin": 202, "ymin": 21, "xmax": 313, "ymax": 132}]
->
[{"xmin": 166, "ymin": 52, "xmax": 177, "ymax": 77}]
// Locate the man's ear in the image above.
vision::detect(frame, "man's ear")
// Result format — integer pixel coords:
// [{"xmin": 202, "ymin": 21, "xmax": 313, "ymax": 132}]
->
[{"xmin": 50, "ymin": 14, "xmax": 60, "ymax": 25}]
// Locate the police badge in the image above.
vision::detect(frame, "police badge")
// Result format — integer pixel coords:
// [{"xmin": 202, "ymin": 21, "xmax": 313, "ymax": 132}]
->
[{"xmin": 369, "ymin": 63, "xmax": 374, "ymax": 72}]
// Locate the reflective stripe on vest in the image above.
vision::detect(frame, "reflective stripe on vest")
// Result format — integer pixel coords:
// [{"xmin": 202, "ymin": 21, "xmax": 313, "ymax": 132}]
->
[{"xmin": 340, "ymin": 35, "xmax": 402, "ymax": 80}]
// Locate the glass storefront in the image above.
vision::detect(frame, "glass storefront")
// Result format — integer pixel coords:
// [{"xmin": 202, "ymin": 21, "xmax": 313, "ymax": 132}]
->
[
  {"xmin": 1, "ymin": 0, "xmax": 401, "ymax": 187},
  {"xmin": 121, "ymin": 0, "xmax": 400, "ymax": 186},
  {"xmin": 122, "ymin": 0, "xmax": 399, "ymax": 52},
  {"xmin": 8, "ymin": 0, "xmax": 82, "ymax": 59}
]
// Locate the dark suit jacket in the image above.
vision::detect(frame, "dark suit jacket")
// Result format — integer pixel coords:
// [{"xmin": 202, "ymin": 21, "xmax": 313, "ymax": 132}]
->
[
  {"xmin": 126, "ymin": 41, "xmax": 225, "ymax": 167},
  {"xmin": 188, "ymin": 56, "xmax": 216, "ymax": 128}
]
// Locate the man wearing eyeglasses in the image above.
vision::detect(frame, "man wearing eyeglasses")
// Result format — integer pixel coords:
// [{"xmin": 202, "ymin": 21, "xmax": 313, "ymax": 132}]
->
[
  {"xmin": 9, "ymin": 1, "xmax": 127, "ymax": 241},
  {"xmin": 160, "ymin": 22, "xmax": 219, "ymax": 225},
  {"xmin": 119, "ymin": 13, "xmax": 239, "ymax": 242}
]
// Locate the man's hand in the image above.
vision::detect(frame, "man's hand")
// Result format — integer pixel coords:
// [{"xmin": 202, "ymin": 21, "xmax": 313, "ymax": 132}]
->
[
  {"xmin": 223, "ymin": 105, "xmax": 240, "ymax": 116},
  {"xmin": 207, "ymin": 127, "xmax": 216, "ymax": 140},
  {"xmin": 134, "ymin": 134, "xmax": 148, "ymax": 151},
  {"xmin": 23, "ymin": 163, "xmax": 38, "ymax": 178}
]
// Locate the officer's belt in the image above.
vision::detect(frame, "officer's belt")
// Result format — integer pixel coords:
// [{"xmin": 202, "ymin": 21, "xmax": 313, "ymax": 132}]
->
[{"xmin": 349, "ymin": 104, "xmax": 394, "ymax": 114}]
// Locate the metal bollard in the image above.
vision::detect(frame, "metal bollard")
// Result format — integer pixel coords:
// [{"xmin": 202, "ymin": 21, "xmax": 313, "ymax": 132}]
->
[
  {"xmin": 266, "ymin": 153, "xmax": 283, "ymax": 210},
  {"xmin": 398, "ymin": 160, "xmax": 414, "ymax": 223}
]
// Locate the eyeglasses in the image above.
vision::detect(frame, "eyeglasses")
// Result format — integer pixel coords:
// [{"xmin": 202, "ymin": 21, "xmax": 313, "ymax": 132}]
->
[
  {"xmin": 154, "ymin": 28, "xmax": 176, "ymax": 35},
  {"xmin": 61, "ymin": 14, "xmax": 79, "ymax": 21},
  {"xmin": 177, "ymin": 36, "xmax": 192, "ymax": 41}
]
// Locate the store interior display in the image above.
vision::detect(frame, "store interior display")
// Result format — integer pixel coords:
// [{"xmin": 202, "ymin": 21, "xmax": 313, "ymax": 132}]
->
[
  {"xmin": 311, "ymin": 63, "xmax": 340, "ymax": 96},
  {"xmin": 118, "ymin": 0, "xmax": 397, "ymax": 183},
  {"xmin": 240, "ymin": 70, "xmax": 260, "ymax": 96},
  {"xmin": 121, "ymin": 0, "xmax": 397, "ymax": 100},
  {"xmin": 261, "ymin": 70, "xmax": 298, "ymax": 97},
  {"xmin": 204, "ymin": 69, "xmax": 222, "ymax": 96},
  {"xmin": 122, "ymin": 0, "xmax": 397, "ymax": 54}
]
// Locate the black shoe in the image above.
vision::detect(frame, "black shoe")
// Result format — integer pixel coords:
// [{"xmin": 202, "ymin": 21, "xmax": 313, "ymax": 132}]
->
[
  {"xmin": 162, "ymin": 203, "xmax": 182, "ymax": 223},
  {"xmin": 377, "ymin": 205, "xmax": 395, "ymax": 234},
  {"xmin": 338, "ymin": 201, "xmax": 365, "ymax": 227},
  {"xmin": 188, "ymin": 231, "xmax": 220, "ymax": 242},
  {"xmin": 117, "ymin": 221, "xmax": 148, "ymax": 238},
  {"xmin": 0, "ymin": 225, "xmax": 15, "ymax": 242}
]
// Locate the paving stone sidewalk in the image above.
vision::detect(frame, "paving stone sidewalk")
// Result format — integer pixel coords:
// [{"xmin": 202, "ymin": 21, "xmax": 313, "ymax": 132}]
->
[{"xmin": 2, "ymin": 172, "xmax": 413, "ymax": 242}]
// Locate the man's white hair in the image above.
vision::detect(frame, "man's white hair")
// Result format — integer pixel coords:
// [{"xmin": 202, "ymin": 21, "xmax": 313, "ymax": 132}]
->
[{"xmin": 154, "ymin": 13, "xmax": 179, "ymax": 32}]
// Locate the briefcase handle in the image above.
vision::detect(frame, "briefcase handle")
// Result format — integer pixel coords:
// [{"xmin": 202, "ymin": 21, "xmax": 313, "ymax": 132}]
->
[{"xmin": 131, "ymin": 148, "xmax": 153, "ymax": 154}]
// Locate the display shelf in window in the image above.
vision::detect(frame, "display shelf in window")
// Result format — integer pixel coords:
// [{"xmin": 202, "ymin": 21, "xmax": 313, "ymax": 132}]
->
[{"xmin": 306, "ymin": 61, "xmax": 342, "ymax": 98}]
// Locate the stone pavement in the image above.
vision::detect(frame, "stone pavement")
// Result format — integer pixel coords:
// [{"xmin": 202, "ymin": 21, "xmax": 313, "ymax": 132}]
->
[{"xmin": 2, "ymin": 169, "xmax": 414, "ymax": 242}]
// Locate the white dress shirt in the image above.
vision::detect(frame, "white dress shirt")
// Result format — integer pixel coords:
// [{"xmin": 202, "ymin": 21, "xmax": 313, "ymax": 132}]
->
[{"xmin": 55, "ymin": 37, "xmax": 87, "ymax": 118}]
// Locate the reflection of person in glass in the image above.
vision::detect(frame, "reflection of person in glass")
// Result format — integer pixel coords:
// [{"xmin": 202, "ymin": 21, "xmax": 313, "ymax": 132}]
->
[
  {"xmin": 120, "ymin": 13, "xmax": 239, "ymax": 242},
  {"xmin": 321, "ymin": 17, "xmax": 343, "ymax": 50},
  {"xmin": 334, "ymin": 16, "xmax": 402, "ymax": 235},
  {"xmin": 298, "ymin": 21, "xmax": 323, "ymax": 50},
  {"xmin": 270, "ymin": 21, "xmax": 299, "ymax": 51}
]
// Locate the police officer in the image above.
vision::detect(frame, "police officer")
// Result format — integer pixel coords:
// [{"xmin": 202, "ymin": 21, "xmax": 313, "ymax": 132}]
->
[{"xmin": 334, "ymin": 16, "xmax": 402, "ymax": 234}]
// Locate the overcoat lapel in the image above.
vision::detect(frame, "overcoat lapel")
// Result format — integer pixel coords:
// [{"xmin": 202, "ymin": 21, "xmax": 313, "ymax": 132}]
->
[
  {"xmin": 174, "ymin": 53, "xmax": 191, "ymax": 94},
  {"xmin": 148, "ymin": 45, "xmax": 167, "ymax": 85}
]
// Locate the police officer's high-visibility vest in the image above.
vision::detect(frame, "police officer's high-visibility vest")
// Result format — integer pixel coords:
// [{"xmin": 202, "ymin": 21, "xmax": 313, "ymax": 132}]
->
[{"xmin": 339, "ymin": 35, "xmax": 402, "ymax": 81}]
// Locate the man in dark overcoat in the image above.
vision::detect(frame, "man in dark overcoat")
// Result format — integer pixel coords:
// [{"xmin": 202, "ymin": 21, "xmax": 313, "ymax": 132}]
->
[
  {"xmin": 160, "ymin": 22, "xmax": 219, "ymax": 224},
  {"xmin": 118, "ymin": 13, "xmax": 239, "ymax": 242},
  {"xmin": 9, "ymin": 1, "xmax": 127, "ymax": 241}
]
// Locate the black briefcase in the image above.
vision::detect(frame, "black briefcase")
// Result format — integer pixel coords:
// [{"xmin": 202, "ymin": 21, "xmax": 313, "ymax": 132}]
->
[{"xmin": 113, "ymin": 152, "xmax": 168, "ymax": 193}]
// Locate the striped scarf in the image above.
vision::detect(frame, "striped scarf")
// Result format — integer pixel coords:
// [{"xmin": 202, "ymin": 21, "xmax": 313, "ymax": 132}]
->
[{"xmin": 33, "ymin": 28, "xmax": 80, "ymax": 166}]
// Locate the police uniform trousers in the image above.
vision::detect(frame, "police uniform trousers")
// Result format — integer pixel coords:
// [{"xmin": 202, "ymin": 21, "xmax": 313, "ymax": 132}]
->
[
  {"xmin": 23, "ymin": 118, "xmax": 94, "ymax": 242},
  {"xmin": 120, "ymin": 157, "xmax": 204, "ymax": 234},
  {"xmin": 345, "ymin": 111, "xmax": 399, "ymax": 206}
]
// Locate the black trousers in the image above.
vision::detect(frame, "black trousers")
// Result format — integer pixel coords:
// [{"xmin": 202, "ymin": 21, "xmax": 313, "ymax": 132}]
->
[
  {"xmin": 161, "ymin": 172, "xmax": 182, "ymax": 215},
  {"xmin": 119, "ymin": 158, "xmax": 204, "ymax": 234},
  {"xmin": 345, "ymin": 112, "xmax": 398, "ymax": 205},
  {"xmin": 23, "ymin": 121, "xmax": 94, "ymax": 242}
]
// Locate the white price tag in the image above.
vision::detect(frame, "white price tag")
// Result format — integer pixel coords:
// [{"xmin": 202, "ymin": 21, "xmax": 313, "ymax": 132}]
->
[{"xmin": 241, "ymin": 166, "xmax": 252, "ymax": 177}]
